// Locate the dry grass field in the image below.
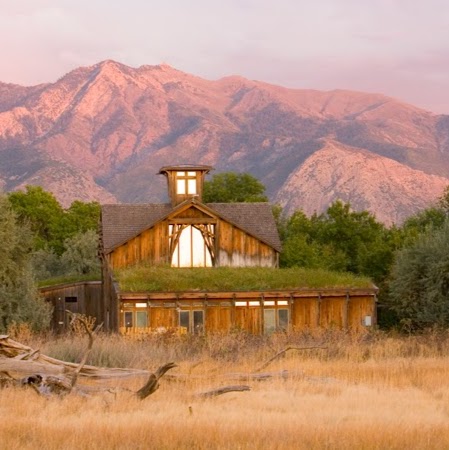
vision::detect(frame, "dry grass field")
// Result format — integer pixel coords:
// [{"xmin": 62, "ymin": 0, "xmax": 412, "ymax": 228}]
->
[{"xmin": 2, "ymin": 329, "xmax": 449, "ymax": 449}]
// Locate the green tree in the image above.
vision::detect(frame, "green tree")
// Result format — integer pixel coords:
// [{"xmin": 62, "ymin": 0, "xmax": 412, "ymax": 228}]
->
[
  {"xmin": 8, "ymin": 186, "xmax": 64, "ymax": 253},
  {"xmin": 60, "ymin": 229, "xmax": 100, "ymax": 275},
  {"xmin": 0, "ymin": 193, "xmax": 52, "ymax": 332},
  {"xmin": 280, "ymin": 201, "xmax": 393, "ymax": 281},
  {"xmin": 8, "ymin": 187, "xmax": 101, "ymax": 256},
  {"xmin": 400, "ymin": 207, "xmax": 447, "ymax": 247},
  {"xmin": 388, "ymin": 220, "xmax": 449, "ymax": 329},
  {"xmin": 203, "ymin": 172, "xmax": 269, "ymax": 203},
  {"xmin": 61, "ymin": 200, "xmax": 101, "ymax": 236}
]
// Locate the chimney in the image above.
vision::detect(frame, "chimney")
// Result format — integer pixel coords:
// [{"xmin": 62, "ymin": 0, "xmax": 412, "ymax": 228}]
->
[{"xmin": 159, "ymin": 165, "xmax": 213, "ymax": 207}]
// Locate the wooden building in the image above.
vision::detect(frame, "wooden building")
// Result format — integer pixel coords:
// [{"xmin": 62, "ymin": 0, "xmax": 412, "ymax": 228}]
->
[
  {"xmin": 99, "ymin": 165, "xmax": 283, "ymax": 331},
  {"xmin": 39, "ymin": 281, "xmax": 102, "ymax": 332},
  {"xmin": 42, "ymin": 164, "xmax": 377, "ymax": 334},
  {"xmin": 117, "ymin": 288, "xmax": 376, "ymax": 335}
]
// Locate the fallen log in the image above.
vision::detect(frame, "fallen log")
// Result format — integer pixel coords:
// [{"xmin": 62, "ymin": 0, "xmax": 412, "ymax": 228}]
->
[
  {"xmin": 0, "ymin": 335, "xmax": 150, "ymax": 379},
  {"xmin": 0, "ymin": 316, "xmax": 176, "ymax": 399},
  {"xmin": 196, "ymin": 385, "xmax": 251, "ymax": 398},
  {"xmin": 136, "ymin": 362, "xmax": 177, "ymax": 399}
]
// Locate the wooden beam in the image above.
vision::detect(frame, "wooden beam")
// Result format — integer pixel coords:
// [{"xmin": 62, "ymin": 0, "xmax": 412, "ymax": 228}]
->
[{"xmin": 170, "ymin": 218, "xmax": 217, "ymax": 224}]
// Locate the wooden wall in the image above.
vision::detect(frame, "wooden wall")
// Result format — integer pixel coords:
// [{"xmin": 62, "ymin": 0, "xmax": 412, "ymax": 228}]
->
[
  {"xmin": 40, "ymin": 281, "xmax": 376, "ymax": 335},
  {"xmin": 39, "ymin": 282, "xmax": 102, "ymax": 332},
  {"xmin": 216, "ymin": 220, "xmax": 278, "ymax": 267},
  {"xmin": 108, "ymin": 222, "xmax": 169, "ymax": 270},
  {"xmin": 117, "ymin": 289, "xmax": 377, "ymax": 335},
  {"xmin": 106, "ymin": 208, "xmax": 278, "ymax": 270}
]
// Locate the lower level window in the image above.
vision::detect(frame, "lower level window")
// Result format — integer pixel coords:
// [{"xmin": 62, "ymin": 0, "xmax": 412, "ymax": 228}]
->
[
  {"xmin": 179, "ymin": 310, "xmax": 204, "ymax": 333},
  {"xmin": 123, "ymin": 310, "xmax": 148, "ymax": 328},
  {"xmin": 264, "ymin": 308, "xmax": 289, "ymax": 334}
]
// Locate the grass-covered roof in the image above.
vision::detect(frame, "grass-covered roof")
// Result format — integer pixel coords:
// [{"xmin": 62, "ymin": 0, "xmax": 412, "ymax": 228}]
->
[{"xmin": 115, "ymin": 265, "xmax": 373, "ymax": 292}]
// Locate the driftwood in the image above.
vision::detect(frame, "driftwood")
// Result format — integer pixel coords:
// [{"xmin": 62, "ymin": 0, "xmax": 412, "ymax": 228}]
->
[
  {"xmin": 1, "ymin": 333, "xmax": 330, "ymax": 400},
  {"xmin": 196, "ymin": 385, "xmax": 251, "ymax": 398},
  {"xmin": 0, "ymin": 335, "xmax": 149, "ymax": 379},
  {"xmin": 0, "ymin": 315, "xmax": 176, "ymax": 400},
  {"xmin": 66, "ymin": 311, "xmax": 102, "ymax": 391},
  {"xmin": 136, "ymin": 362, "xmax": 177, "ymax": 399}
]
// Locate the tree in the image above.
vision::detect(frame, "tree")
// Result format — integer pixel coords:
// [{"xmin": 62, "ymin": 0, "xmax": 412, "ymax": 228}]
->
[
  {"xmin": 8, "ymin": 186, "xmax": 64, "ymax": 253},
  {"xmin": 61, "ymin": 229, "xmax": 100, "ymax": 275},
  {"xmin": 0, "ymin": 192, "xmax": 52, "ymax": 332},
  {"xmin": 280, "ymin": 201, "xmax": 393, "ymax": 281},
  {"xmin": 388, "ymin": 220, "xmax": 449, "ymax": 329},
  {"xmin": 8, "ymin": 187, "xmax": 101, "ymax": 256},
  {"xmin": 60, "ymin": 200, "xmax": 101, "ymax": 237},
  {"xmin": 203, "ymin": 172, "xmax": 268, "ymax": 203}
]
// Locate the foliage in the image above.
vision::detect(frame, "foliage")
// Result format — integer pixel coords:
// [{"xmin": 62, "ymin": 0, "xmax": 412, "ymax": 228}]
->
[
  {"xmin": 115, "ymin": 265, "xmax": 372, "ymax": 292},
  {"xmin": 8, "ymin": 186, "xmax": 100, "ymax": 255},
  {"xmin": 0, "ymin": 192, "xmax": 52, "ymax": 332},
  {"xmin": 8, "ymin": 186, "xmax": 64, "ymax": 253},
  {"xmin": 400, "ymin": 206, "xmax": 447, "ymax": 246},
  {"xmin": 388, "ymin": 220, "xmax": 449, "ymax": 329},
  {"xmin": 31, "ymin": 248, "xmax": 65, "ymax": 280},
  {"xmin": 280, "ymin": 201, "xmax": 396, "ymax": 282},
  {"xmin": 203, "ymin": 172, "xmax": 268, "ymax": 203},
  {"xmin": 61, "ymin": 229, "xmax": 100, "ymax": 275}
]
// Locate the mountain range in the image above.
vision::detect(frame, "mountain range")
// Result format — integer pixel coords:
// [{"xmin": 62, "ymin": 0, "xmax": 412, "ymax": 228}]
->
[{"xmin": 1, "ymin": 59, "xmax": 448, "ymax": 224}]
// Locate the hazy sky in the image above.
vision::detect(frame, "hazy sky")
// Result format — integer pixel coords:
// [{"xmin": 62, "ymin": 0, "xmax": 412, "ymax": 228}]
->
[{"xmin": 1, "ymin": 0, "xmax": 449, "ymax": 113}]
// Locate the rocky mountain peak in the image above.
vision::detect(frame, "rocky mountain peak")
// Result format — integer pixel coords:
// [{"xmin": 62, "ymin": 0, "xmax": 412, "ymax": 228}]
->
[{"xmin": 0, "ymin": 62, "xmax": 448, "ymax": 223}]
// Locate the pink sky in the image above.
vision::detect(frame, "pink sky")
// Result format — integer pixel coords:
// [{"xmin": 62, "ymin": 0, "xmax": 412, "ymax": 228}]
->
[{"xmin": 1, "ymin": 0, "xmax": 448, "ymax": 114}]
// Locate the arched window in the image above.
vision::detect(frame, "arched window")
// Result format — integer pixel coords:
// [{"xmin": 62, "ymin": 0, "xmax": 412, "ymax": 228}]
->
[{"xmin": 169, "ymin": 224, "xmax": 214, "ymax": 267}]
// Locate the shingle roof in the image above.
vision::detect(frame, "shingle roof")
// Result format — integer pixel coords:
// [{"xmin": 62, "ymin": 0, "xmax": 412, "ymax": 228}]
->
[
  {"xmin": 206, "ymin": 203, "xmax": 282, "ymax": 252},
  {"xmin": 101, "ymin": 201, "xmax": 282, "ymax": 254},
  {"xmin": 101, "ymin": 204, "xmax": 172, "ymax": 253}
]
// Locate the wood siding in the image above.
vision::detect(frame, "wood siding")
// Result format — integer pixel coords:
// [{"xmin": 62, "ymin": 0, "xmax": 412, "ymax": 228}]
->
[
  {"xmin": 40, "ymin": 282, "xmax": 377, "ymax": 335},
  {"xmin": 106, "ymin": 206, "xmax": 278, "ymax": 270},
  {"xmin": 39, "ymin": 282, "xmax": 102, "ymax": 332},
  {"xmin": 117, "ymin": 289, "xmax": 377, "ymax": 335}
]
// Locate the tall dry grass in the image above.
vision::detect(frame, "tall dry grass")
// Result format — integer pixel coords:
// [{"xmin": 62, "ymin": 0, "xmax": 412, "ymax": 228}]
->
[{"xmin": 2, "ymin": 329, "xmax": 449, "ymax": 449}]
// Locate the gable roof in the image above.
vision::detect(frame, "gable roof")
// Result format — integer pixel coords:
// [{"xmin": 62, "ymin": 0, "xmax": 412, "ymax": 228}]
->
[
  {"xmin": 207, "ymin": 203, "xmax": 282, "ymax": 252},
  {"xmin": 101, "ymin": 201, "xmax": 282, "ymax": 254}
]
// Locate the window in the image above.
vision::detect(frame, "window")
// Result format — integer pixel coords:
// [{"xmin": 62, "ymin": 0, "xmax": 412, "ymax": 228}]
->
[
  {"xmin": 65, "ymin": 297, "xmax": 77, "ymax": 303},
  {"xmin": 176, "ymin": 171, "xmax": 197, "ymax": 195},
  {"xmin": 264, "ymin": 309, "xmax": 276, "ymax": 334},
  {"xmin": 122, "ymin": 303, "xmax": 149, "ymax": 329},
  {"xmin": 170, "ymin": 224, "xmax": 214, "ymax": 267},
  {"xmin": 278, "ymin": 309, "xmax": 289, "ymax": 331},
  {"xmin": 124, "ymin": 311, "xmax": 133, "ymax": 327},
  {"xmin": 136, "ymin": 311, "xmax": 148, "ymax": 328},
  {"xmin": 264, "ymin": 308, "xmax": 289, "ymax": 334},
  {"xmin": 179, "ymin": 310, "xmax": 204, "ymax": 334}
]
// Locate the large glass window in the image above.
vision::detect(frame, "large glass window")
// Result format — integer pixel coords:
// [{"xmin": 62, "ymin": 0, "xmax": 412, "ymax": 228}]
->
[{"xmin": 169, "ymin": 224, "xmax": 214, "ymax": 267}]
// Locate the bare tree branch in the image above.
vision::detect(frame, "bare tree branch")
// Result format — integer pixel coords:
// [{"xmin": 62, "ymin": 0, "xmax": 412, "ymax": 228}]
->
[{"xmin": 254, "ymin": 346, "xmax": 327, "ymax": 372}]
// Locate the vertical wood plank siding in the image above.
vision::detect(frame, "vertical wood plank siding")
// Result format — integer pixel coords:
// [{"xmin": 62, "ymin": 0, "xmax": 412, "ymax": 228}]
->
[
  {"xmin": 116, "ymin": 290, "xmax": 377, "ymax": 334},
  {"xmin": 107, "ymin": 217, "xmax": 277, "ymax": 269},
  {"xmin": 38, "ymin": 282, "xmax": 102, "ymax": 332}
]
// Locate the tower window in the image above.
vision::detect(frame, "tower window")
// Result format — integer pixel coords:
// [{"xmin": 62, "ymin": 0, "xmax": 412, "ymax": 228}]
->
[{"xmin": 176, "ymin": 171, "xmax": 197, "ymax": 195}]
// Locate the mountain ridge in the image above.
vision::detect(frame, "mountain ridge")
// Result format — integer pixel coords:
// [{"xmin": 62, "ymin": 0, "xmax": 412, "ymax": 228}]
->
[{"xmin": 0, "ymin": 59, "xmax": 448, "ymax": 223}]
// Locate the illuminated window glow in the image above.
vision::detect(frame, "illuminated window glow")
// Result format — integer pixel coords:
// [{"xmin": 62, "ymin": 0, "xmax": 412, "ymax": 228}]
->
[{"xmin": 170, "ymin": 224, "xmax": 214, "ymax": 267}]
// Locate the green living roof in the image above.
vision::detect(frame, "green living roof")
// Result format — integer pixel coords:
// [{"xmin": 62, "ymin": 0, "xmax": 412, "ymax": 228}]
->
[{"xmin": 115, "ymin": 266, "xmax": 373, "ymax": 293}]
